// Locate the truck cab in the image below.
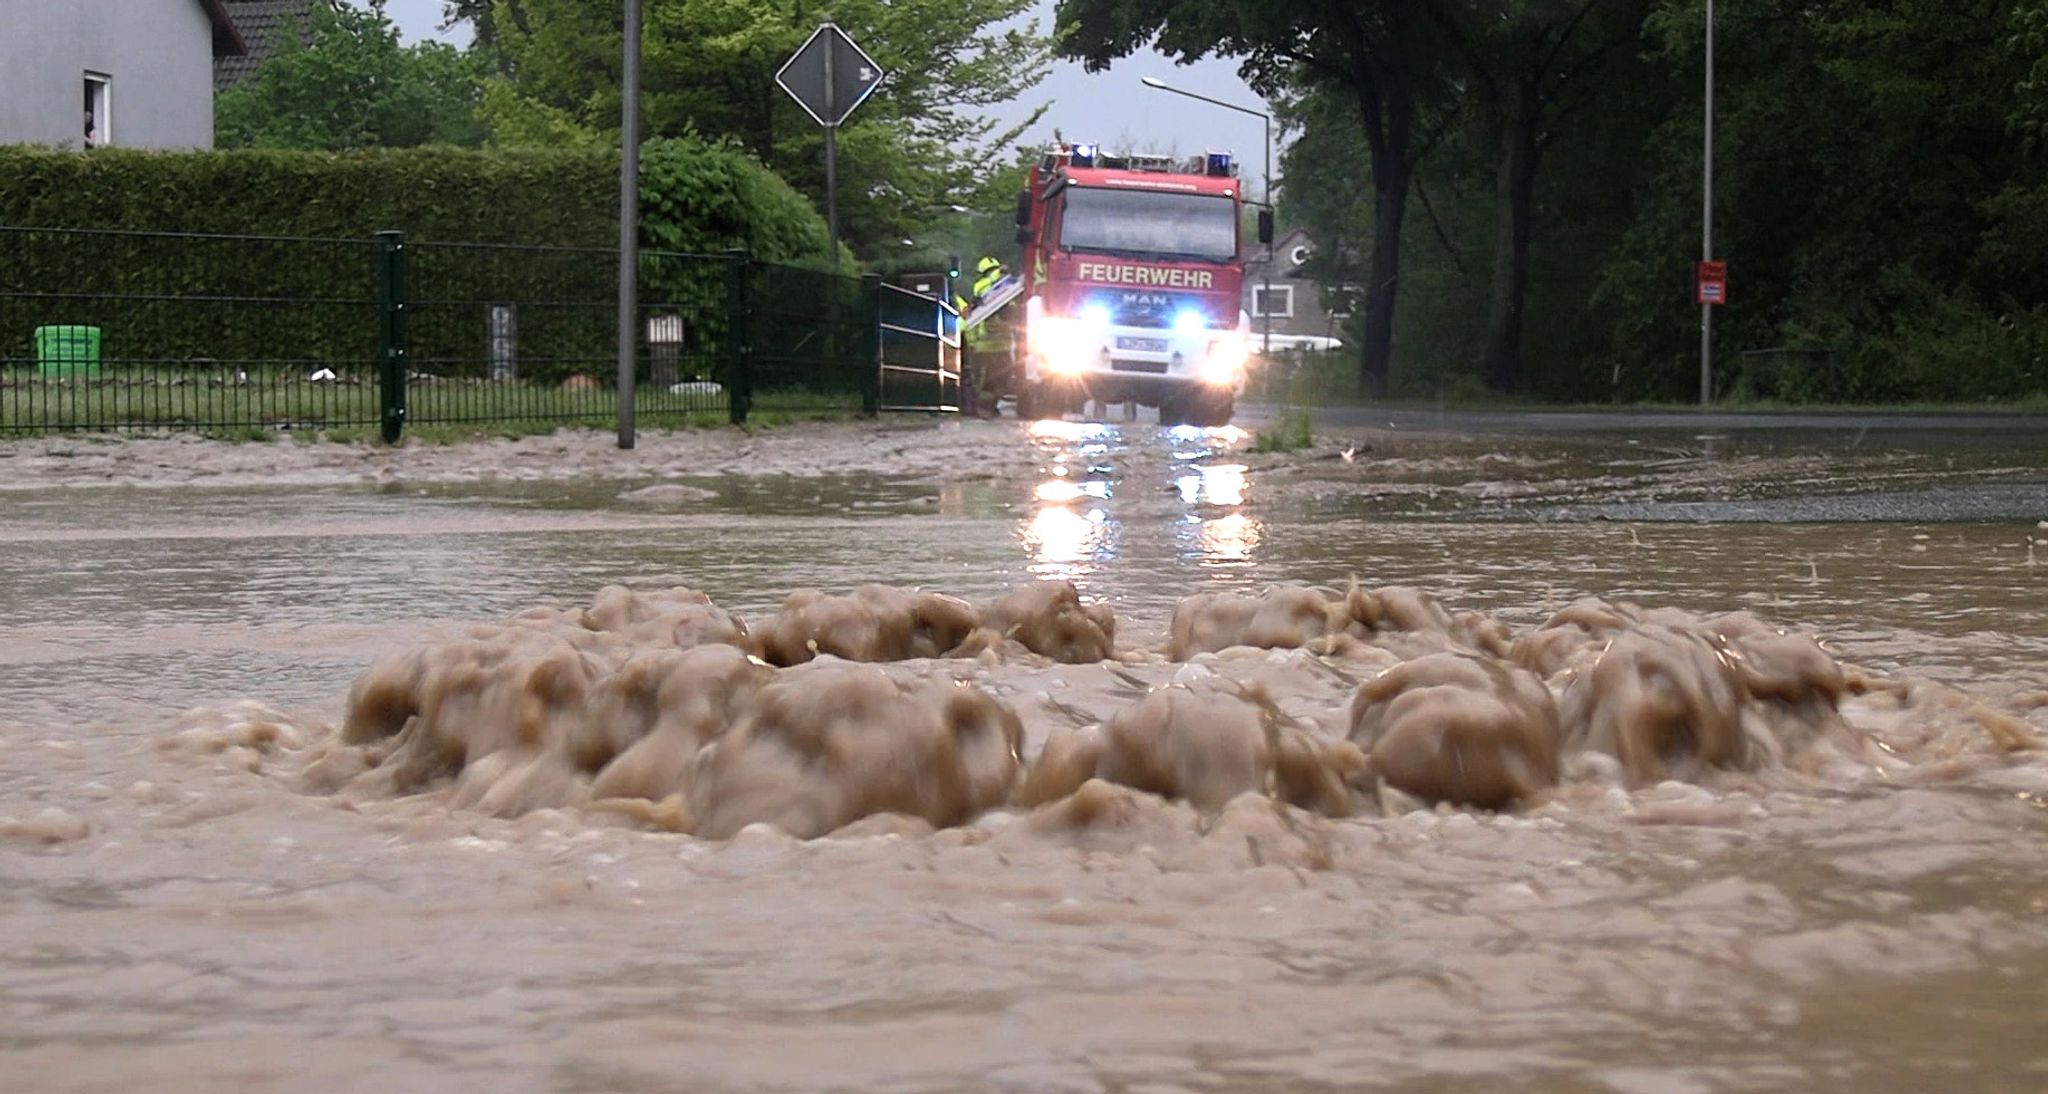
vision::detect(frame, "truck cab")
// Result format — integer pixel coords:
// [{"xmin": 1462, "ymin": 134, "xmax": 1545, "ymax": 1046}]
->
[{"xmin": 1011, "ymin": 143, "xmax": 1268, "ymax": 426}]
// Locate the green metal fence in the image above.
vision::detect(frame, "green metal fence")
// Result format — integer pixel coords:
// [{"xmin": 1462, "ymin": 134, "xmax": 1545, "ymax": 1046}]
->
[{"xmin": 0, "ymin": 224, "xmax": 922, "ymax": 439}]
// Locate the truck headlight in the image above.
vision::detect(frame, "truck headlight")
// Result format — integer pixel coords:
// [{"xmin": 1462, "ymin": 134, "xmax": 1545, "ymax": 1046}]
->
[
  {"xmin": 1031, "ymin": 317, "xmax": 1090, "ymax": 375},
  {"xmin": 1046, "ymin": 348, "xmax": 1087, "ymax": 376},
  {"xmin": 1173, "ymin": 309, "xmax": 1207, "ymax": 334},
  {"xmin": 1200, "ymin": 336, "xmax": 1246, "ymax": 383}
]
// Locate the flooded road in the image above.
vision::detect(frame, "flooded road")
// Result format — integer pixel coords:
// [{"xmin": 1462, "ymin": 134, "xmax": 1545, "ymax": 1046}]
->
[{"xmin": 2, "ymin": 416, "xmax": 2045, "ymax": 1092}]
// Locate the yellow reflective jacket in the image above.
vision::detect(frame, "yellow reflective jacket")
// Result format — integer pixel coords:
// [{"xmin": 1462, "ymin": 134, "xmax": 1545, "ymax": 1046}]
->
[{"xmin": 971, "ymin": 265, "xmax": 1005, "ymax": 299}]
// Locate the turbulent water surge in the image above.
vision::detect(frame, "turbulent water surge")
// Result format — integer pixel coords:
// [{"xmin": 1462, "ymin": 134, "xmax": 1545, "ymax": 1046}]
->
[
  {"xmin": 179, "ymin": 579, "xmax": 2034, "ymax": 841},
  {"xmin": 3, "ymin": 415, "xmax": 2045, "ymax": 1092}
]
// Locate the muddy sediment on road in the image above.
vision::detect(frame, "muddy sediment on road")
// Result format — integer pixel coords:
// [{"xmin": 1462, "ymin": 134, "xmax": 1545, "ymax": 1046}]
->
[
  {"xmin": 151, "ymin": 579, "xmax": 2040, "ymax": 850},
  {"xmin": 0, "ymin": 420, "xmax": 1169, "ymax": 493}
]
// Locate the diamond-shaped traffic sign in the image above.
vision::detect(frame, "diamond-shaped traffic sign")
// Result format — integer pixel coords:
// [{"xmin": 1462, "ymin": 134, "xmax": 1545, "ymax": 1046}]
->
[{"xmin": 776, "ymin": 23, "xmax": 886, "ymax": 128}]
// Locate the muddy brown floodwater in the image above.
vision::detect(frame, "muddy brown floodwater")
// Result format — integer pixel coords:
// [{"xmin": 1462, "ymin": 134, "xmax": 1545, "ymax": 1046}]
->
[{"xmin": 3, "ymin": 416, "xmax": 2047, "ymax": 1093}]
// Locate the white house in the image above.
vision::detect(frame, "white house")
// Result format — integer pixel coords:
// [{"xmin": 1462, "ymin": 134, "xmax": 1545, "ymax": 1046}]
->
[
  {"xmin": 1243, "ymin": 227, "xmax": 1350, "ymax": 354},
  {"xmin": 0, "ymin": 0, "xmax": 246, "ymax": 151}
]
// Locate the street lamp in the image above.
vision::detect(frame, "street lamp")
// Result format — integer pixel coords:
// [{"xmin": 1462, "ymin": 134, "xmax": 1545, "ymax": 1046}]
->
[
  {"xmin": 1141, "ymin": 76, "xmax": 1274, "ymax": 358},
  {"xmin": 1700, "ymin": 0, "xmax": 1716, "ymax": 406}
]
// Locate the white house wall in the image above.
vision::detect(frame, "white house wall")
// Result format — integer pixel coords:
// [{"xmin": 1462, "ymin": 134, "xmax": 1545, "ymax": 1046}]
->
[{"xmin": 0, "ymin": 0, "xmax": 217, "ymax": 150}]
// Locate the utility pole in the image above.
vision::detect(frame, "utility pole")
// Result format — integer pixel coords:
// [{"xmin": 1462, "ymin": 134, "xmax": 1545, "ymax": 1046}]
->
[
  {"xmin": 616, "ymin": 0, "xmax": 641, "ymax": 448},
  {"xmin": 1700, "ymin": 0, "xmax": 1715, "ymax": 407},
  {"xmin": 1141, "ymin": 78, "xmax": 1273, "ymax": 356},
  {"xmin": 1260, "ymin": 110, "xmax": 1271, "ymax": 358}
]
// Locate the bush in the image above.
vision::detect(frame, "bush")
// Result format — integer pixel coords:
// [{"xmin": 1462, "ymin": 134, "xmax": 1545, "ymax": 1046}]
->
[
  {"xmin": 0, "ymin": 140, "xmax": 831, "ymax": 259},
  {"xmin": 1862, "ymin": 295, "xmax": 2047, "ymax": 402},
  {"xmin": 1250, "ymin": 407, "xmax": 1314, "ymax": 453}
]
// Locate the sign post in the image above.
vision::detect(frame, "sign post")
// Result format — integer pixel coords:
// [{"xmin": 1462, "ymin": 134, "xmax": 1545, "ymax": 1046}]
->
[
  {"xmin": 616, "ymin": 0, "xmax": 641, "ymax": 449},
  {"xmin": 776, "ymin": 24, "xmax": 886, "ymax": 263},
  {"xmin": 1696, "ymin": 260, "xmax": 1727, "ymax": 306}
]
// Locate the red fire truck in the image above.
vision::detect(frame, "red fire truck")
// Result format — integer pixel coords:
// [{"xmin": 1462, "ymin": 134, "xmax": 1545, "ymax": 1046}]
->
[{"xmin": 1004, "ymin": 141, "xmax": 1271, "ymax": 426}]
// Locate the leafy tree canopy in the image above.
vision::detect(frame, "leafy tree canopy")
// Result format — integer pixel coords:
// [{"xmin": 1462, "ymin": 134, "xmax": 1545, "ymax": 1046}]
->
[
  {"xmin": 466, "ymin": 0, "xmax": 1052, "ymax": 254},
  {"xmin": 216, "ymin": 0, "xmax": 487, "ymax": 151}
]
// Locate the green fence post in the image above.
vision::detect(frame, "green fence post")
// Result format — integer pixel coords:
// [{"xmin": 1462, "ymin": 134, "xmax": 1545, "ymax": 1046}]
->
[
  {"xmin": 861, "ymin": 273, "xmax": 882, "ymax": 417},
  {"xmin": 375, "ymin": 230, "xmax": 409, "ymax": 443},
  {"xmin": 725, "ymin": 250, "xmax": 752, "ymax": 425}
]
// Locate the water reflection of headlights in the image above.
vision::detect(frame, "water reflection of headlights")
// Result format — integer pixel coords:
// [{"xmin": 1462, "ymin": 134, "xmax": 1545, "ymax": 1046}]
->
[
  {"xmin": 1034, "ymin": 479, "xmax": 1112, "ymax": 504},
  {"xmin": 1028, "ymin": 419, "xmax": 1112, "ymax": 443},
  {"xmin": 1174, "ymin": 463, "xmax": 1248, "ymax": 507},
  {"xmin": 1165, "ymin": 423, "xmax": 1248, "ymax": 445},
  {"xmin": 1024, "ymin": 505, "xmax": 1111, "ymax": 566},
  {"xmin": 1199, "ymin": 512, "xmax": 1262, "ymax": 562}
]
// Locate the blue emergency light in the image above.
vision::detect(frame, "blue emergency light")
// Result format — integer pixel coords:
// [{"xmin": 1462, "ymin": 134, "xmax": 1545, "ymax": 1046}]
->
[
  {"xmin": 1072, "ymin": 142, "xmax": 1099, "ymax": 167},
  {"xmin": 1205, "ymin": 151, "xmax": 1233, "ymax": 177}
]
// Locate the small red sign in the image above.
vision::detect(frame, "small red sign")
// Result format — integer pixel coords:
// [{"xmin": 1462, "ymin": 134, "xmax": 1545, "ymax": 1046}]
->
[{"xmin": 1697, "ymin": 260, "xmax": 1728, "ymax": 306}]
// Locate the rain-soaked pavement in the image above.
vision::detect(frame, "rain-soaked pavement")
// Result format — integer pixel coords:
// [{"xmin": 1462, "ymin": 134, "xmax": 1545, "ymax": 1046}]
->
[{"xmin": 2, "ymin": 411, "xmax": 2046, "ymax": 1093}]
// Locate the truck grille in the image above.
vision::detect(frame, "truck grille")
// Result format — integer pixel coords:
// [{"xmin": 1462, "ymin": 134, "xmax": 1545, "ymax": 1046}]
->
[
  {"xmin": 1112, "ymin": 300, "xmax": 1175, "ymax": 328},
  {"xmin": 1110, "ymin": 360, "xmax": 1170, "ymax": 374}
]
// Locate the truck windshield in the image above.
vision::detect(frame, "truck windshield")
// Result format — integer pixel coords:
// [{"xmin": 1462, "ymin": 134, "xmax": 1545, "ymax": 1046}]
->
[{"xmin": 1060, "ymin": 187, "xmax": 1237, "ymax": 263}]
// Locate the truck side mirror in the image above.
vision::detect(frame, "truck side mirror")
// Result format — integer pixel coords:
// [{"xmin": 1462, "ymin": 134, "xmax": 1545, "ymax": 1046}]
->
[
  {"xmin": 1014, "ymin": 189, "xmax": 1031, "ymax": 227},
  {"xmin": 1257, "ymin": 209, "xmax": 1275, "ymax": 245},
  {"xmin": 1016, "ymin": 224, "xmax": 1032, "ymax": 245}
]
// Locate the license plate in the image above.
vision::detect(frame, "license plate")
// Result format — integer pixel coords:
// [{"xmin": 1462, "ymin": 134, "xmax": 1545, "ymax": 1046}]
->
[{"xmin": 1117, "ymin": 336, "xmax": 1168, "ymax": 352}]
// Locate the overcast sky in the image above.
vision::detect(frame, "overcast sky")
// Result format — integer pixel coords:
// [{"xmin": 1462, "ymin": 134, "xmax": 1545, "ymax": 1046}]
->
[{"xmin": 367, "ymin": 0, "xmax": 1278, "ymax": 197}]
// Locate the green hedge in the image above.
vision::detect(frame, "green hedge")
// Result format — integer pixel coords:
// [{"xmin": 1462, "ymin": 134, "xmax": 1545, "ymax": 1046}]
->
[
  {"xmin": 0, "ymin": 140, "xmax": 854, "ymax": 384},
  {"xmin": 0, "ymin": 140, "xmax": 834, "ymax": 257}
]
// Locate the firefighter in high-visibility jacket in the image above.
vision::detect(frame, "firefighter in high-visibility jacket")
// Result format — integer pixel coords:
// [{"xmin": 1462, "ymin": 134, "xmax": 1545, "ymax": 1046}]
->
[{"xmin": 954, "ymin": 257, "xmax": 1012, "ymax": 417}]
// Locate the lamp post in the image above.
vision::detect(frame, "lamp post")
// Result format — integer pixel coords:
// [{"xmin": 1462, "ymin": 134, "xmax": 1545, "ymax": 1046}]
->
[
  {"xmin": 1700, "ymin": 0, "xmax": 1715, "ymax": 406},
  {"xmin": 616, "ymin": 0, "xmax": 641, "ymax": 449},
  {"xmin": 1141, "ymin": 76, "xmax": 1273, "ymax": 358}
]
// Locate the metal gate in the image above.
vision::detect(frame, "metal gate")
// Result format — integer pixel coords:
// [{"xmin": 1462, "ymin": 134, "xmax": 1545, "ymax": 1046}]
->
[{"xmin": 875, "ymin": 282, "xmax": 959, "ymax": 414}]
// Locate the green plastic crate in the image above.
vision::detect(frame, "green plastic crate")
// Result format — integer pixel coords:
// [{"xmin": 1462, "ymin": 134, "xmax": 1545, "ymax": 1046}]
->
[{"xmin": 35, "ymin": 325, "xmax": 101, "ymax": 377}]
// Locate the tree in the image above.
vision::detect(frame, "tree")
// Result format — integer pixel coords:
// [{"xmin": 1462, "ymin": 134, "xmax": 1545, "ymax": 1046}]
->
[
  {"xmin": 215, "ymin": 0, "xmax": 487, "ymax": 150},
  {"xmin": 1070, "ymin": 0, "xmax": 2048, "ymax": 404},
  {"xmin": 1983, "ymin": 0, "xmax": 2048, "ymax": 306},
  {"xmin": 443, "ymin": 0, "xmax": 523, "ymax": 54},
  {"xmin": 462, "ymin": 0, "xmax": 1052, "ymax": 255},
  {"xmin": 1057, "ymin": 0, "xmax": 1466, "ymax": 396},
  {"xmin": 1591, "ymin": 0, "xmax": 2036, "ymax": 401},
  {"xmin": 1436, "ymin": 1, "xmax": 1650, "ymax": 393},
  {"xmin": 1278, "ymin": 76, "xmax": 1501, "ymax": 394}
]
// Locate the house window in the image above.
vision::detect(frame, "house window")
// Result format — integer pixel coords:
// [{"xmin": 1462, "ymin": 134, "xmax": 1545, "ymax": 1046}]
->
[
  {"xmin": 1252, "ymin": 284, "xmax": 1294, "ymax": 319},
  {"xmin": 1328, "ymin": 285, "xmax": 1359, "ymax": 319},
  {"xmin": 83, "ymin": 73, "xmax": 110, "ymax": 149}
]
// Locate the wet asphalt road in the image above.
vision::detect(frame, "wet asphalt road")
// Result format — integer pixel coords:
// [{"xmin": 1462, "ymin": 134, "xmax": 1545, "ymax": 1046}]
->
[
  {"xmin": 1230, "ymin": 402, "xmax": 2048, "ymax": 524},
  {"xmin": 1246, "ymin": 401, "xmax": 2048, "ymax": 439}
]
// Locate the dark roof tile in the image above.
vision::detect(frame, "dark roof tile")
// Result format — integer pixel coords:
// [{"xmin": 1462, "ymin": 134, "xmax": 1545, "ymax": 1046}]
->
[
  {"xmin": 197, "ymin": 0, "xmax": 249, "ymax": 58},
  {"xmin": 213, "ymin": 0, "xmax": 325, "ymax": 92}
]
